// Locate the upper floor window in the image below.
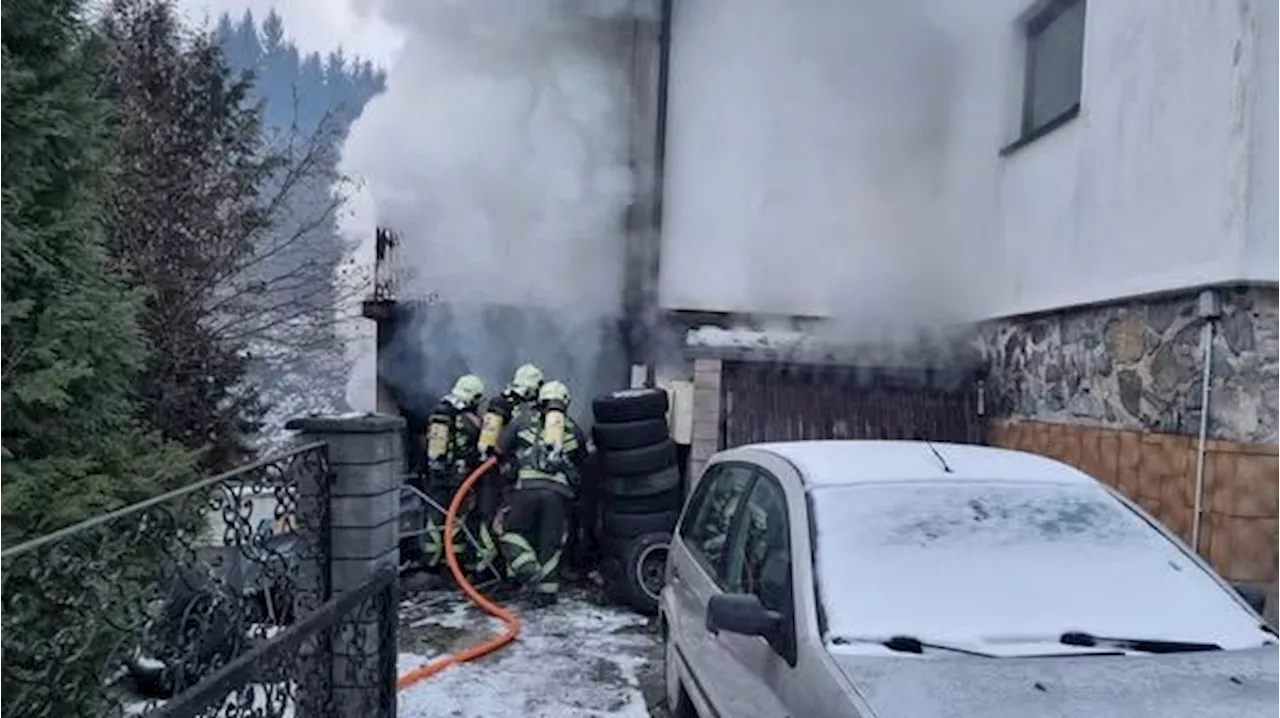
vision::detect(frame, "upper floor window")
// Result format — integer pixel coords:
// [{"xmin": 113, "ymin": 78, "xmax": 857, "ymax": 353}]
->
[{"xmin": 1019, "ymin": 0, "xmax": 1086, "ymax": 142}]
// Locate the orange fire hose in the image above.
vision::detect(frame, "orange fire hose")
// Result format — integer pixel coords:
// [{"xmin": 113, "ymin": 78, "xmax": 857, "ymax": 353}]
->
[{"xmin": 397, "ymin": 456, "xmax": 522, "ymax": 689}]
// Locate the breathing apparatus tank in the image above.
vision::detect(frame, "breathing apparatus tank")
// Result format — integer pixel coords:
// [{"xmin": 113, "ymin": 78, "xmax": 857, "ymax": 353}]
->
[
  {"xmin": 425, "ymin": 411, "xmax": 452, "ymax": 465},
  {"xmin": 538, "ymin": 381, "xmax": 571, "ymax": 460},
  {"xmin": 477, "ymin": 395, "xmax": 512, "ymax": 458},
  {"xmin": 427, "ymin": 374, "xmax": 485, "ymax": 467},
  {"xmin": 477, "ymin": 364, "xmax": 545, "ymax": 457}
]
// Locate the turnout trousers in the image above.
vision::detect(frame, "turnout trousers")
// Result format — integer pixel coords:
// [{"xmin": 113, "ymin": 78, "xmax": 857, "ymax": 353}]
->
[
  {"xmin": 498, "ymin": 486, "xmax": 570, "ymax": 596},
  {"xmin": 419, "ymin": 478, "xmax": 500, "ymax": 577}
]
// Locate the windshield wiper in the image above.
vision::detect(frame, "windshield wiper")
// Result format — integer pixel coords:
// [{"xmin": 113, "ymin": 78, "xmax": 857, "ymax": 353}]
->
[
  {"xmin": 831, "ymin": 635, "xmax": 996, "ymax": 657},
  {"xmin": 1060, "ymin": 631, "xmax": 1222, "ymax": 654}
]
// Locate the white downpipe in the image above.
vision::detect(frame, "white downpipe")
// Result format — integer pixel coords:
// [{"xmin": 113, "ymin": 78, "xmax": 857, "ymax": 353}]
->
[{"xmin": 1190, "ymin": 319, "xmax": 1216, "ymax": 554}]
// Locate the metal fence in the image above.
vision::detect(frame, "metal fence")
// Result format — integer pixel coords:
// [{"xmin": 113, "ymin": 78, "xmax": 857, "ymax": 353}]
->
[{"xmin": 0, "ymin": 442, "xmax": 396, "ymax": 718}]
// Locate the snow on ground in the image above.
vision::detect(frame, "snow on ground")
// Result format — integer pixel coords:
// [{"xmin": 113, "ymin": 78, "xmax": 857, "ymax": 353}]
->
[
  {"xmin": 120, "ymin": 683, "xmax": 295, "ymax": 717},
  {"xmin": 397, "ymin": 585, "xmax": 666, "ymax": 718},
  {"xmin": 685, "ymin": 325, "xmax": 809, "ymax": 350}
]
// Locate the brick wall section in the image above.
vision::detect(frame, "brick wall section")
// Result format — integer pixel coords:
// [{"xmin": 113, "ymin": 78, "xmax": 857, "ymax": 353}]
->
[
  {"xmin": 990, "ymin": 418, "xmax": 1278, "ymax": 621},
  {"xmin": 688, "ymin": 359, "xmax": 723, "ymax": 493}
]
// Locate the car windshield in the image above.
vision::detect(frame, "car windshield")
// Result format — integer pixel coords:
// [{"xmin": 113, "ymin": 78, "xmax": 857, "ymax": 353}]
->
[{"xmin": 810, "ymin": 480, "xmax": 1268, "ymax": 653}]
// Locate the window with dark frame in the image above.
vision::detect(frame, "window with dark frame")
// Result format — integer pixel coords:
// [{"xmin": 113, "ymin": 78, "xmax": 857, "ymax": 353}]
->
[{"xmin": 1020, "ymin": 0, "xmax": 1086, "ymax": 141}]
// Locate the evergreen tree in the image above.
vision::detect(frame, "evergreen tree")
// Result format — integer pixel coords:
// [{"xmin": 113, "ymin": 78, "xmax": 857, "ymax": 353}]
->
[
  {"xmin": 261, "ymin": 8, "xmax": 285, "ymax": 55},
  {"xmin": 214, "ymin": 11, "xmax": 234, "ymax": 44},
  {"xmin": 325, "ymin": 46, "xmax": 347, "ymax": 82},
  {"xmin": 231, "ymin": 8, "xmax": 261, "ymax": 69},
  {"xmin": 98, "ymin": 0, "xmax": 273, "ymax": 472},
  {"xmin": 203, "ymin": 10, "xmax": 391, "ymax": 446},
  {"xmin": 0, "ymin": 0, "xmax": 192, "ymax": 542}
]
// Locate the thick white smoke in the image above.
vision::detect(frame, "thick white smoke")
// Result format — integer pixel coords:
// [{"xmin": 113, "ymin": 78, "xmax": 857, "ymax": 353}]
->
[
  {"xmin": 339, "ymin": 0, "xmax": 639, "ymax": 413},
  {"xmin": 659, "ymin": 0, "xmax": 990, "ymax": 348}
]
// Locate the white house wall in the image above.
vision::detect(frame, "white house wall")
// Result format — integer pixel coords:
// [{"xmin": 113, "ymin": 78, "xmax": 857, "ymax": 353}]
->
[
  {"xmin": 990, "ymin": 0, "xmax": 1275, "ymax": 317},
  {"xmin": 656, "ymin": 0, "xmax": 973, "ymax": 322},
  {"xmin": 1244, "ymin": 0, "xmax": 1278, "ymax": 281},
  {"xmin": 657, "ymin": 0, "xmax": 1277, "ymax": 322}
]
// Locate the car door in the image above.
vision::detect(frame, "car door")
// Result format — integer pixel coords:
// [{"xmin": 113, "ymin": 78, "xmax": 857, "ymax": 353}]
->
[
  {"xmin": 668, "ymin": 462, "xmax": 756, "ymax": 715},
  {"xmin": 713, "ymin": 469, "xmax": 797, "ymax": 718}
]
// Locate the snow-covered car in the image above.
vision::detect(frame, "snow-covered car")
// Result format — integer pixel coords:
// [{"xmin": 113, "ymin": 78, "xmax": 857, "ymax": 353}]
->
[{"xmin": 660, "ymin": 440, "xmax": 1278, "ymax": 718}]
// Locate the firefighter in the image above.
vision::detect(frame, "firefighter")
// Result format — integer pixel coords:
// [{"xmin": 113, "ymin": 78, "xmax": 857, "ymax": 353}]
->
[
  {"xmin": 493, "ymin": 380, "xmax": 589, "ymax": 606},
  {"xmin": 477, "ymin": 363, "xmax": 545, "ymax": 459},
  {"xmin": 419, "ymin": 374, "xmax": 490, "ymax": 575},
  {"xmin": 474, "ymin": 363, "xmax": 545, "ymax": 571}
]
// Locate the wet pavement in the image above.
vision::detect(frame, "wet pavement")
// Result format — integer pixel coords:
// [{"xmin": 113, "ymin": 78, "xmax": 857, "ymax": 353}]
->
[{"xmin": 397, "ymin": 574, "xmax": 668, "ymax": 718}]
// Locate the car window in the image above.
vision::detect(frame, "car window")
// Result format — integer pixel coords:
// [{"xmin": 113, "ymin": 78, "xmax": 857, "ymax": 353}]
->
[
  {"xmin": 679, "ymin": 463, "xmax": 755, "ymax": 584},
  {"xmin": 725, "ymin": 473, "xmax": 791, "ymax": 613}
]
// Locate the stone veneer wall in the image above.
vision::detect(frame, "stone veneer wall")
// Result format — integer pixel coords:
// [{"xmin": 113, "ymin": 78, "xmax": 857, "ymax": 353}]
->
[
  {"xmin": 990, "ymin": 419, "xmax": 1278, "ymax": 621},
  {"xmin": 984, "ymin": 287, "xmax": 1278, "ymax": 444}
]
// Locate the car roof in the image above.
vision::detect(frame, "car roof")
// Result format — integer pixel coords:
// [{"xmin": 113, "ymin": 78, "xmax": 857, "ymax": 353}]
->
[{"xmin": 724, "ymin": 440, "xmax": 1097, "ymax": 488}]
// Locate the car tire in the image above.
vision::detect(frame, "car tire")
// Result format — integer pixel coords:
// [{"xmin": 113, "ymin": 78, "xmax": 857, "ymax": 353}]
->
[
  {"xmin": 602, "ymin": 508, "xmax": 680, "ymax": 541},
  {"xmin": 591, "ymin": 418, "xmax": 670, "ymax": 451},
  {"xmin": 592, "ymin": 388, "xmax": 669, "ymax": 424},
  {"xmin": 609, "ymin": 531, "xmax": 670, "ymax": 616},
  {"xmin": 603, "ymin": 465, "xmax": 681, "ymax": 498},
  {"xmin": 602, "ymin": 439, "xmax": 678, "ymax": 477},
  {"xmin": 604, "ymin": 486, "xmax": 684, "ymax": 515}
]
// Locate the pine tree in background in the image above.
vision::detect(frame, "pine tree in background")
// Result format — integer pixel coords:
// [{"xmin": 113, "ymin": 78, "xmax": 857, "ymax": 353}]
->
[
  {"xmin": 216, "ymin": 8, "xmax": 386, "ymax": 136},
  {"xmin": 209, "ymin": 9, "xmax": 387, "ymax": 444},
  {"xmin": 0, "ymin": 0, "xmax": 192, "ymax": 540},
  {"xmin": 261, "ymin": 9, "xmax": 285, "ymax": 56}
]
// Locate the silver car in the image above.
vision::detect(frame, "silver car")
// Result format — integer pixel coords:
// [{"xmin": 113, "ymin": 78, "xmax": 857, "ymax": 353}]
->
[{"xmin": 659, "ymin": 440, "xmax": 1278, "ymax": 718}]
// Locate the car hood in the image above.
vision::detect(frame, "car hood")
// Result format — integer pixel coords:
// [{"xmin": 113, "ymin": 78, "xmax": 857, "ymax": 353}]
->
[{"xmin": 832, "ymin": 646, "xmax": 1279, "ymax": 718}]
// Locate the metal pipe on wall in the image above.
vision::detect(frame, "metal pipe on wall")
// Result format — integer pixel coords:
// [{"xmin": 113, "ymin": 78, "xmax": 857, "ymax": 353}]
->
[
  {"xmin": 1190, "ymin": 289, "xmax": 1222, "ymax": 553},
  {"xmin": 643, "ymin": 0, "xmax": 674, "ymax": 387}
]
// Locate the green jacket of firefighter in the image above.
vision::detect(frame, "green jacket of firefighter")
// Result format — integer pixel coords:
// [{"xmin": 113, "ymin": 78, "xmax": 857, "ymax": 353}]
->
[
  {"xmin": 423, "ymin": 374, "xmax": 485, "ymax": 486},
  {"xmin": 494, "ymin": 381, "xmax": 588, "ymax": 498}
]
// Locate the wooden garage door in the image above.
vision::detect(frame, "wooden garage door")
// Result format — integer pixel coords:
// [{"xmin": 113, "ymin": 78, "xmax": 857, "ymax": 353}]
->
[{"xmin": 719, "ymin": 362, "xmax": 986, "ymax": 449}]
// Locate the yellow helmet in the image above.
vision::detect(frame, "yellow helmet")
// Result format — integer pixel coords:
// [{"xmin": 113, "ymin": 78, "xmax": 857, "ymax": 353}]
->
[
  {"xmin": 450, "ymin": 374, "xmax": 485, "ymax": 405},
  {"xmin": 538, "ymin": 380, "xmax": 570, "ymax": 406},
  {"xmin": 512, "ymin": 364, "xmax": 544, "ymax": 393}
]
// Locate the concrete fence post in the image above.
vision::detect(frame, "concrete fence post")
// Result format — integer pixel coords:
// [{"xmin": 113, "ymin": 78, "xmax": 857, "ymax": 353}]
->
[{"xmin": 288, "ymin": 413, "xmax": 405, "ymax": 718}]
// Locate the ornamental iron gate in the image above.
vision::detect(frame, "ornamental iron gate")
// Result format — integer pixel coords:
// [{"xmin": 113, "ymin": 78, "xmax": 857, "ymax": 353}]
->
[
  {"xmin": 0, "ymin": 443, "xmax": 397, "ymax": 718},
  {"xmin": 719, "ymin": 361, "xmax": 987, "ymax": 449}
]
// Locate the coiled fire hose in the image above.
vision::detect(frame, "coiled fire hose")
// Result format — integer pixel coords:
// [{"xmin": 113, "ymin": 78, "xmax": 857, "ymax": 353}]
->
[{"xmin": 397, "ymin": 457, "xmax": 522, "ymax": 689}]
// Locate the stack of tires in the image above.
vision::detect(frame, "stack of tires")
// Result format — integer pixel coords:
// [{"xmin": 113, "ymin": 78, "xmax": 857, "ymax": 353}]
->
[{"xmin": 591, "ymin": 388, "xmax": 683, "ymax": 615}]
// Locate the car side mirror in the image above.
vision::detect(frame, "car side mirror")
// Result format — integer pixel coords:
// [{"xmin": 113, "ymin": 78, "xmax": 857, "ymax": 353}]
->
[
  {"xmin": 1231, "ymin": 582, "xmax": 1268, "ymax": 615},
  {"xmin": 706, "ymin": 593, "xmax": 782, "ymax": 639}
]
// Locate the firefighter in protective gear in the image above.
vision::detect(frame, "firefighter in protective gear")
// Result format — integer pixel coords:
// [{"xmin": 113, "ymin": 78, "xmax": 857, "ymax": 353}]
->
[
  {"xmin": 477, "ymin": 363, "xmax": 545, "ymax": 459},
  {"xmin": 418, "ymin": 375, "xmax": 496, "ymax": 574},
  {"xmin": 474, "ymin": 363, "xmax": 545, "ymax": 570},
  {"xmin": 493, "ymin": 380, "xmax": 588, "ymax": 606}
]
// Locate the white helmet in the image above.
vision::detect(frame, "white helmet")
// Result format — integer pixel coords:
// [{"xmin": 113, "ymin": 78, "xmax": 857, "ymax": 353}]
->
[
  {"xmin": 511, "ymin": 364, "xmax": 544, "ymax": 393},
  {"xmin": 450, "ymin": 374, "xmax": 485, "ymax": 405},
  {"xmin": 538, "ymin": 380, "xmax": 570, "ymax": 406}
]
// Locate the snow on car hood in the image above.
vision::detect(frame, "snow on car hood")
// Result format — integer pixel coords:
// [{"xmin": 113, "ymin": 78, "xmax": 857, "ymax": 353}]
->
[{"xmin": 832, "ymin": 646, "xmax": 1280, "ymax": 718}]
